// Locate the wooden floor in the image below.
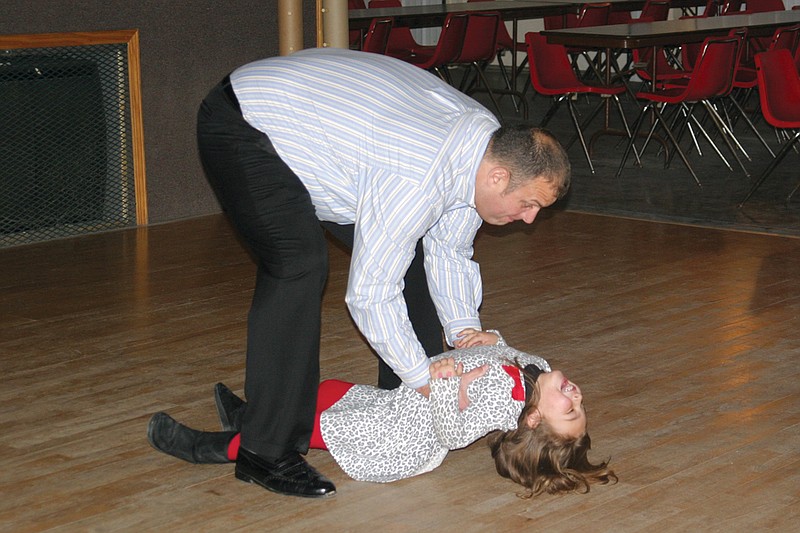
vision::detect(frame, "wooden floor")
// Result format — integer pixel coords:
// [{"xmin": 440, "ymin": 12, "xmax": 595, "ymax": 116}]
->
[{"xmin": 1, "ymin": 211, "xmax": 798, "ymax": 532}]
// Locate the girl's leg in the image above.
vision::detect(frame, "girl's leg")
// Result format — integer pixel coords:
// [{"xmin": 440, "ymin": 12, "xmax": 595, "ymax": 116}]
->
[
  {"xmin": 226, "ymin": 379, "xmax": 354, "ymax": 459},
  {"xmin": 147, "ymin": 412, "xmax": 237, "ymax": 464},
  {"xmin": 310, "ymin": 380, "xmax": 355, "ymax": 450}
]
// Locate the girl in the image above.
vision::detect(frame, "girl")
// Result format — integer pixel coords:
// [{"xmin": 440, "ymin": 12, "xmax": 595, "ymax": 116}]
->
[{"xmin": 147, "ymin": 330, "xmax": 616, "ymax": 497}]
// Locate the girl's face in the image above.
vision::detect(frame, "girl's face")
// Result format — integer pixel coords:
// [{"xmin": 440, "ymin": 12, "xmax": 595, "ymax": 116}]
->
[{"xmin": 532, "ymin": 370, "xmax": 587, "ymax": 439}]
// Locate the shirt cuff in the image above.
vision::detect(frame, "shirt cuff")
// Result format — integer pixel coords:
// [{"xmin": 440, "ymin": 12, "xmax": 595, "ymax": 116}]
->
[
  {"xmin": 397, "ymin": 356, "xmax": 433, "ymax": 390},
  {"xmin": 444, "ymin": 317, "xmax": 482, "ymax": 347}
]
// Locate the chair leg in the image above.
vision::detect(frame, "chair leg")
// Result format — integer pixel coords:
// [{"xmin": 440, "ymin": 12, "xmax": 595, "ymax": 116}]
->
[
  {"xmin": 703, "ymin": 100, "xmax": 751, "ymax": 177},
  {"xmin": 651, "ymin": 103, "xmax": 702, "ymax": 187},
  {"xmin": 540, "ymin": 96, "xmax": 564, "ymax": 128},
  {"xmin": 565, "ymin": 97, "xmax": 606, "ymax": 150},
  {"xmin": 726, "ymin": 95, "xmax": 776, "ymax": 158},
  {"xmin": 566, "ymin": 97, "xmax": 595, "ymax": 174},
  {"xmin": 495, "ymin": 53, "xmax": 520, "ymax": 113},
  {"xmin": 470, "ymin": 63, "xmax": 504, "ymax": 122},
  {"xmin": 611, "ymin": 94, "xmax": 641, "ymax": 166},
  {"xmin": 677, "ymin": 104, "xmax": 734, "ymax": 171},
  {"xmin": 739, "ymin": 130, "xmax": 800, "ymax": 208},
  {"xmin": 616, "ymin": 103, "xmax": 650, "ymax": 177}
]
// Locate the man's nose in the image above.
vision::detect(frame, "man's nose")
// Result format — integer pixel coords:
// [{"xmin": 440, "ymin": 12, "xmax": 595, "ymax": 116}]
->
[{"xmin": 521, "ymin": 208, "xmax": 539, "ymax": 224}]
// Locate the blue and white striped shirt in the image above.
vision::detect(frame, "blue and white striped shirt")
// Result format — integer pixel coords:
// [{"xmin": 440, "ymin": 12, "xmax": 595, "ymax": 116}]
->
[{"xmin": 231, "ymin": 48, "xmax": 500, "ymax": 388}]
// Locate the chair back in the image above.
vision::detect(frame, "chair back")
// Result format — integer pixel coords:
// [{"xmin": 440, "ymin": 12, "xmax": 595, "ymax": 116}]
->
[
  {"xmin": 525, "ymin": 31, "xmax": 581, "ymax": 94},
  {"xmin": 467, "ymin": 0, "xmax": 516, "ymax": 49},
  {"xmin": 720, "ymin": 0, "xmax": 745, "ymax": 15},
  {"xmin": 746, "ymin": 0, "xmax": 785, "ymax": 13},
  {"xmin": 682, "ymin": 35, "xmax": 741, "ymax": 100},
  {"xmin": 454, "ymin": 12, "xmax": 500, "ymax": 63},
  {"xmin": 423, "ymin": 13, "xmax": 470, "ymax": 66},
  {"xmin": 755, "ymin": 49, "xmax": 800, "ymax": 128},
  {"xmin": 770, "ymin": 24, "xmax": 800, "ymax": 55},
  {"xmin": 362, "ymin": 17, "xmax": 394, "ymax": 54},
  {"xmin": 641, "ymin": 0, "xmax": 672, "ymax": 22},
  {"xmin": 577, "ymin": 2, "xmax": 611, "ymax": 27}
]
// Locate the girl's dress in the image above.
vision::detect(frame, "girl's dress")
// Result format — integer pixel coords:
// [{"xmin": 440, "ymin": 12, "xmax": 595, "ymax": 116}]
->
[{"xmin": 319, "ymin": 344, "xmax": 550, "ymax": 482}]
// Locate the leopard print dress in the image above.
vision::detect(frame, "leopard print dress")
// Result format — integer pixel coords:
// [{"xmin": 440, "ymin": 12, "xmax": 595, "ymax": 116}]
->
[{"xmin": 319, "ymin": 344, "xmax": 550, "ymax": 483}]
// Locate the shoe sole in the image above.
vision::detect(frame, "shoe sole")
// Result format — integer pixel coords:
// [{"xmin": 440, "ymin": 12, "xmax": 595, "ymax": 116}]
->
[
  {"xmin": 214, "ymin": 385, "xmax": 234, "ymax": 432},
  {"xmin": 235, "ymin": 467, "xmax": 336, "ymax": 499},
  {"xmin": 146, "ymin": 412, "xmax": 165, "ymax": 452}
]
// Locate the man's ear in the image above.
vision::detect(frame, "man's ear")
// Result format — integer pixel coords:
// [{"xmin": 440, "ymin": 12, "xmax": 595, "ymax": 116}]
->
[
  {"xmin": 488, "ymin": 166, "xmax": 510, "ymax": 189},
  {"xmin": 525, "ymin": 409, "xmax": 542, "ymax": 429}
]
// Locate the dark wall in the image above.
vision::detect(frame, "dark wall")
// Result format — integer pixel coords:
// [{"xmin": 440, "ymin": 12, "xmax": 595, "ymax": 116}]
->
[{"xmin": 1, "ymin": 1, "xmax": 316, "ymax": 223}]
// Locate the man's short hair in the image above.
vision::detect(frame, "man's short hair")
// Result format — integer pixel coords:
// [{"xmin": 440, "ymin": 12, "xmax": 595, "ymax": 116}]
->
[{"xmin": 487, "ymin": 126, "xmax": 571, "ymax": 199}]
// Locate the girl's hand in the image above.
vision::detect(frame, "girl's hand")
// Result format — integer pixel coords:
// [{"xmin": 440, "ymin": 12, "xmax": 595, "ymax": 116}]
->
[
  {"xmin": 429, "ymin": 357, "xmax": 464, "ymax": 380},
  {"xmin": 454, "ymin": 328, "xmax": 499, "ymax": 348},
  {"xmin": 458, "ymin": 364, "xmax": 488, "ymax": 411}
]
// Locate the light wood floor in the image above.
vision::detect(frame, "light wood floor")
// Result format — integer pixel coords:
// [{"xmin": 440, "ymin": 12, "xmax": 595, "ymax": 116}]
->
[{"xmin": 1, "ymin": 211, "xmax": 798, "ymax": 532}]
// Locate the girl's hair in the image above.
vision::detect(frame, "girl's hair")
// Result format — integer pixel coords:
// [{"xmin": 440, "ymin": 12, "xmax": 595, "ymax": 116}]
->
[{"xmin": 486, "ymin": 364, "xmax": 617, "ymax": 498}]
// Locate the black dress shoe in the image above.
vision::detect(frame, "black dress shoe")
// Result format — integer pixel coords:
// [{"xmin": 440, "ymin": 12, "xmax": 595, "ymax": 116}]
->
[
  {"xmin": 235, "ymin": 447, "xmax": 336, "ymax": 498},
  {"xmin": 214, "ymin": 382, "xmax": 245, "ymax": 432},
  {"xmin": 147, "ymin": 412, "xmax": 236, "ymax": 464}
]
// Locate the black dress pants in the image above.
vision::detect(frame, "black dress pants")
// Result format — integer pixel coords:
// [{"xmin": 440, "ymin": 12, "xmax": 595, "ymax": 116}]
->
[{"xmin": 196, "ymin": 77, "xmax": 442, "ymax": 458}]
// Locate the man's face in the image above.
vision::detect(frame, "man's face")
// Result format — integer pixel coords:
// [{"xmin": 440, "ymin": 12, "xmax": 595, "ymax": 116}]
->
[{"xmin": 475, "ymin": 176, "xmax": 559, "ymax": 226}]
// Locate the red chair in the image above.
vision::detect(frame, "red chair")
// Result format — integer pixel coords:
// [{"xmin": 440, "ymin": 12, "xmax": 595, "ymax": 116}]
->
[
  {"xmin": 361, "ymin": 17, "xmax": 394, "ymax": 55},
  {"xmin": 747, "ymin": 0, "xmax": 786, "ymax": 13},
  {"xmin": 609, "ymin": 0, "xmax": 671, "ymax": 24},
  {"xmin": 725, "ymin": 25, "xmax": 800, "ymax": 158},
  {"xmin": 403, "ymin": 13, "xmax": 469, "ymax": 82},
  {"xmin": 738, "ymin": 49, "xmax": 800, "ymax": 206},
  {"xmin": 722, "ymin": 0, "xmax": 785, "ymax": 15},
  {"xmin": 467, "ymin": 0, "xmax": 526, "ymax": 102},
  {"xmin": 368, "ymin": 0, "xmax": 425, "ymax": 60},
  {"xmin": 614, "ymin": 1, "xmax": 673, "ymax": 77},
  {"xmin": 617, "ymin": 35, "xmax": 743, "ymax": 186},
  {"xmin": 449, "ymin": 12, "xmax": 505, "ymax": 119},
  {"xmin": 637, "ymin": 0, "xmax": 672, "ymax": 22},
  {"xmin": 568, "ymin": 3, "xmax": 613, "ymax": 80},
  {"xmin": 525, "ymin": 32, "xmax": 635, "ymax": 174},
  {"xmin": 720, "ymin": 0, "xmax": 746, "ymax": 14}
]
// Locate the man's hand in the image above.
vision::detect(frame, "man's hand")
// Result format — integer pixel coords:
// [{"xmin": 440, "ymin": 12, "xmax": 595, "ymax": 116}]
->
[{"xmin": 454, "ymin": 328, "xmax": 499, "ymax": 348}]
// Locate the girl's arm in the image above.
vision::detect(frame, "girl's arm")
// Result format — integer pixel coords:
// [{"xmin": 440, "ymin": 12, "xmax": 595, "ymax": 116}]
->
[{"xmin": 429, "ymin": 359, "xmax": 514, "ymax": 450}]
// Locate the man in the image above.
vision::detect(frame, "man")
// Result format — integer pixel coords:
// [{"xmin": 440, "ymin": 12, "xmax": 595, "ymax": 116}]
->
[{"xmin": 194, "ymin": 47, "xmax": 570, "ymax": 499}]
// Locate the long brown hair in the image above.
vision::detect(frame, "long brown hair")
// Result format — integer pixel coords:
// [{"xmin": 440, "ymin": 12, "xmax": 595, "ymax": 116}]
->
[{"xmin": 487, "ymin": 365, "xmax": 617, "ymax": 497}]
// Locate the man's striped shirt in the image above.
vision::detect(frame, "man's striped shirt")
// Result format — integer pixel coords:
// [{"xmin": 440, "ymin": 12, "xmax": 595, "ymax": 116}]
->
[{"xmin": 231, "ymin": 48, "xmax": 500, "ymax": 388}]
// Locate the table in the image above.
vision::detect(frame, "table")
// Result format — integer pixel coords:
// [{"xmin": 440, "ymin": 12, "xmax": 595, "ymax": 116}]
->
[
  {"xmin": 541, "ymin": 8, "xmax": 800, "ymax": 179},
  {"xmin": 348, "ymin": 1, "xmax": 711, "ymax": 94},
  {"xmin": 541, "ymin": 9, "xmax": 800, "ymax": 50},
  {"xmin": 348, "ymin": 0, "xmax": 711, "ymax": 30},
  {"xmin": 348, "ymin": 1, "xmax": 575, "ymax": 31},
  {"xmin": 351, "ymin": 1, "xmax": 580, "ymax": 118}
]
